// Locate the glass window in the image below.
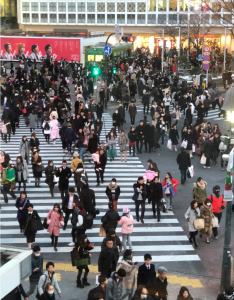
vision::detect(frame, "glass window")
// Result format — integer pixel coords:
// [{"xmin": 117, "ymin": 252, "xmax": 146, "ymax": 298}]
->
[
  {"xmin": 49, "ymin": 2, "xmax": 57, "ymax": 11},
  {"xmin": 40, "ymin": 2, "xmax": 47, "ymax": 11},
  {"xmin": 78, "ymin": 2, "xmax": 85, "ymax": 12},
  {"xmin": 58, "ymin": 2, "xmax": 66, "ymax": 12},
  {"xmin": 23, "ymin": 13, "xmax": 30, "ymax": 22},
  {"xmin": 117, "ymin": 3, "xmax": 125, "ymax": 12},
  {"xmin": 212, "ymin": 2, "xmax": 221, "ymax": 12},
  {"xmin": 137, "ymin": 14, "xmax": 145, "ymax": 24},
  {"xmin": 223, "ymin": 13, "xmax": 232, "ymax": 24},
  {"xmin": 223, "ymin": 1, "xmax": 232, "ymax": 12},
  {"xmin": 59, "ymin": 14, "xmax": 66, "ymax": 22},
  {"xmin": 158, "ymin": 14, "xmax": 166, "ymax": 23},
  {"xmin": 87, "ymin": 14, "xmax": 95, "ymax": 22},
  {"xmin": 87, "ymin": 2, "xmax": 95, "ymax": 12},
  {"xmin": 180, "ymin": 0, "xmax": 188, "ymax": 11},
  {"xmin": 137, "ymin": 2, "xmax": 146, "ymax": 11},
  {"xmin": 148, "ymin": 14, "xmax": 156, "ymax": 23},
  {"xmin": 117, "ymin": 14, "xmax": 125, "ymax": 23},
  {"xmin": 169, "ymin": 14, "xmax": 177, "ymax": 23},
  {"xmin": 179, "ymin": 14, "xmax": 187, "ymax": 23},
  {"xmin": 32, "ymin": 13, "xmax": 39, "ymax": 22},
  {"xmin": 88, "ymin": 55, "xmax": 94, "ymax": 61},
  {"xmin": 127, "ymin": 3, "xmax": 135, "ymax": 12},
  {"xmin": 211, "ymin": 14, "xmax": 221, "ymax": 24},
  {"xmin": 95, "ymin": 55, "xmax": 103, "ymax": 62},
  {"xmin": 158, "ymin": 0, "xmax": 167, "ymax": 11},
  {"xmin": 190, "ymin": 0, "xmax": 200, "ymax": 11},
  {"xmin": 68, "ymin": 2, "xmax": 76, "ymax": 12},
  {"xmin": 41, "ymin": 13, "xmax": 48, "ymax": 22},
  {"xmin": 169, "ymin": 0, "xmax": 177, "ymax": 10},
  {"xmin": 22, "ymin": 2, "xmax": 29, "ymax": 11},
  {"xmin": 97, "ymin": 14, "xmax": 105, "ymax": 23},
  {"xmin": 107, "ymin": 3, "xmax": 115, "ymax": 12},
  {"xmin": 50, "ymin": 13, "xmax": 57, "ymax": 23},
  {"xmin": 127, "ymin": 14, "xmax": 135, "ymax": 24},
  {"xmin": 31, "ymin": 3, "xmax": 38, "ymax": 11},
  {"xmin": 148, "ymin": 0, "xmax": 156, "ymax": 11},
  {"xmin": 68, "ymin": 14, "xmax": 76, "ymax": 23},
  {"xmin": 78, "ymin": 14, "xmax": 85, "ymax": 22},
  {"xmin": 107, "ymin": 14, "xmax": 115, "ymax": 23},
  {"xmin": 97, "ymin": 3, "xmax": 105, "ymax": 12}
]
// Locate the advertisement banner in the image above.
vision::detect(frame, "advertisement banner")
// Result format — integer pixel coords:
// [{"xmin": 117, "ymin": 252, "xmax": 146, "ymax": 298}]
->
[
  {"xmin": 224, "ymin": 149, "xmax": 233, "ymax": 201},
  {"xmin": 0, "ymin": 36, "xmax": 81, "ymax": 62}
]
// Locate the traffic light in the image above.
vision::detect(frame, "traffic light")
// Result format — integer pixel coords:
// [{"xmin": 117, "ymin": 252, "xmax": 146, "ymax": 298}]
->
[
  {"xmin": 129, "ymin": 36, "xmax": 135, "ymax": 43},
  {"xmin": 121, "ymin": 36, "xmax": 129, "ymax": 42},
  {"xmin": 121, "ymin": 36, "xmax": 135, "ymax": 43},
  {"xmin": 112, "ymin": 67, "xmax": 117, "ymax": 74},
  {"xmin": 92, "ymin": 67, "xmax": 100, "ymax": 76}
]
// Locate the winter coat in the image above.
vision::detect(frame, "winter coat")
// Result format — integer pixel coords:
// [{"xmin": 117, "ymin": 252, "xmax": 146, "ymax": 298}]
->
[
  {"xmin": 118, "ymin": 259, "xmax": 137, "ymax": 290},
  {"xmin": 177, "ymin": 295, "xmax": 193, "ymax": 300},
  {"xmin": 200, "ymin": 204, "xmax": 213, "ymax": 235},
  {"xmin": 176, "ymin": 151, "xmax": 191, "ymax": 170},
  {"xmin": 162, "ymin": 178, "xmax": 179, "ymax": 194},
  {"xmin": 193, "ymin": 181, "xmax": 207, "ymax": 204},
  {"xmin": 105, "ymin": 272, "xmax": 126, "ymax": 300},
  {"xmin": 23, "ymin": 210, "xmax": 41, "ymax": 236},
  {"xmin": 56, "ymin": 166, "xmax": 72, "ymax": 190},
  {"xmin": 132, "ymin": 293, "xmax": 153, "ymax": 300},
  {"xmin": 173, "ymin": 108, "xmax": 181, "ymax": 120},
  {"xmin": 118, "ymin": 106, "xmax": 125, "ymax": 120},
  {"xmin": 132, "ymin": 183, "xmax": 147, "ymax": 201},
  {"xmin": 15, "ymin": 197, "xmax": 30, "ymax": 220},
  {"xmin": 38, "ymin": 271, "xmax": 61, "ymax": 296},
  {"xmin": 208, "ymin": 194, "xmax": 226, "ymax": 213},
  {"xmin": 29, "ymin": 253, "xmax": 43, "ymax": 283},
  {"xmin": 137, "ymin": 263, "xmax": 156, "ymax": 285},
  {"xmin": 15, "ymin": 159, "xmax": 29, "ymax": 181},
  {"xmin": 96, "ymin": 104, "xmax": 103, "ymax": 118},
  {"xmin": 101, "ymin": 209, "xmax": 121, "ymax": 230},
  {"xmin": 101, "ymin": 233, "xmax": 122, "ymax": 250},
  {"xmin": 40, "ymin": 291, "xmax": 55, "ymax": 300},
  {"xmin": 202, "ymin": 140, "xmax": 214, "ymax": 158},
  {"xmin": 118, "ymin": 134, "xmax": 129, "ymax": 152},
  {"xmin": 47, "ymin": 209, "xmax": 64, "ymax": 236},
  {"xmin": 106, "ymin": 184, "xmax": 120, "ymax": 201},
  {"xmin": 112, "ymin": 113, "xmax": 121, "ymax": 127},
  {"xmin": 70, "ymin": 157, "xmax": 84, "ymax": 173},
  {"xmin": 30, "ymin": 137, "xmax": 40, "ymax": 150},
  {"xmin": 64, "ymin": 127, "xmax": 76, "ymax": 143},
  {"xmin": 88, "ymin": 134, "xmax": 98, "ymax": 154},
  {"xmin": 28, "ymin": 113, "xmax": 36, "ymax": 128},
  {"xmin": 118, "ymin": 214, "xmax": 134, "ymax": 234},
  {"xmin": 45, "ymin": 165, "xmax": 57, "ymax": 186},
  {"xmin": 196, "ymin": 136, "xmax": 205, "ymax": 155},
  {"xmin": 80, "ymin": 186, "xmax": 96, "ymax": 214},
  {"xmin": 184, "ymin": 207, "xmax": 200, "ymax": 232},
  {"xmin": 169, "ymin": 128, "xmax": 179, "ymax": 145},
  {"xmin": 98, "ymin": 247, "xmax": 119, "ymax": 277},
  {"xmin": 74, "ymin": 168, "xmax": 88, "ymax": 189},
  {"xmin": 128, "ymin": 130, "xmax": 137, "ymax": 143},
  {"xmin": 128, "ymin": 105, "xmax": 137, "ymax": 117},
  {"xmin": 19, "ymin": 140, "xmax": 30, "ymax": 160},
  {"xmin": 107, "ymin": 137, "xmax": 117, "ymax": 150},
  {"xmin": 50, "ymin": 119, "xmax": 59, "ymax": 139}
]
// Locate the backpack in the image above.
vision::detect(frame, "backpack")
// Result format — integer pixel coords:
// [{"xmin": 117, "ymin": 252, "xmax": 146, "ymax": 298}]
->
[
  {"xmin": 219, "ymin": 141, "xmax": 227, "ymax": 151},
  {"xmin": 6, "ymin": 167, "xmax": 15, "ymax": 182},
  {"xmin": 80, "ymin": 171, "xmax": 88, "ymax": 185},
  {"xmin": 79, "ymin": 212, "xmax": 93, "ymax": 230},
  {"xmin": 44, "ymin": 122, "xmax": 50, "ymax": 131}
]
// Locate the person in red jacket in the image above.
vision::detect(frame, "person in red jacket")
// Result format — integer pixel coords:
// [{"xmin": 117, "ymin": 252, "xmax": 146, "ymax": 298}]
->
[
  {"xmin": 162, "ymin": 172, "xmax": 179, "ymax": 212},
  {"xmin": 208, "ymin": 185, "xmax": 226, "ymax": 239}
]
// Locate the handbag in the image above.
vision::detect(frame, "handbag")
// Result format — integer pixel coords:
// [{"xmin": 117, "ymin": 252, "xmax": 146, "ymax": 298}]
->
[
  {"xmin": 70, "ymin": 249, "xmax": 90, "ymax": 267},
  {"xmin": 167, "ymin": 140, "xmax": 172, "ymax": 150},
  {"xmin": 36, "ymin": 165, "xmax": 45, "ymax": 173},
  {"xmin": 31, "ymin": 218, "xmax": 44, "ymax": 232},
  {"xmin": 43, "ymin": 217, "xmax": 49, "ymax": 229},
  {"xmin": 99, "ymin": 224, "xmax": 106, "ymax": 237},
  {"xmin": 160, "ymin": 202, "xmax": 166, "ymax": 213},
  {"xmin": 212, "ymin": 216, "xmax": 219, "ymax": 228},
  {"xmin": 192, "ymin": 144, "xmax": 196, "ymax": 152},
  {"xmin": 193, "ymin": 218, "xmax": 205, "ymax": 230},
  {"xmin": 53, "ymin": 175, "xmax": 59, "ymax": 183}
]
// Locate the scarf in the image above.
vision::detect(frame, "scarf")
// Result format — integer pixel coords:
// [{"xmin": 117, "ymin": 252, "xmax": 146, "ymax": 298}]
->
[
  {"xmin": 197, "ymin": 181, "xmax": 206, "ymax": 190},
  {"xmin": 108, "ymin": 182, "xmax": 118, "ymax": 190},
  {"xmin": 17, "ymin": 162, "xmax": 23, "ymax": 172},
  {"xmin": 141, "ymin": 295, "xmax": 147, "ymax": 299}
]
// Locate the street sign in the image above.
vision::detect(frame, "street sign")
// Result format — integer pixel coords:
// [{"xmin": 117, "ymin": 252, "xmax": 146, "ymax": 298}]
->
[
  {"xmin": 203, "ymin": 64, "xmax": 209, "ymax": 70},
  {"xmin": 104, "ymin": 45, "xmax": 112, "ymax": 56},
  {"xmin": 115, "ymin": 24, "xmax": 119, "ymax": 43},
  {"xmin": 203, "ymin": 45, "xmax": 210, "ymax": 52},
  {"xmin": 202, "ymin": 61, "xmax": 210, "ymax": 63},
  {"xmin": 203, "ymin": 55, "xmax": 210, "ymax": 61},
  {"xmin": 198, "ymin": 54, "xmax": 203, "ymax": 59},
  {"xmin": 203, "ymin": 52, "xmax": 210, "ymax": 55}
]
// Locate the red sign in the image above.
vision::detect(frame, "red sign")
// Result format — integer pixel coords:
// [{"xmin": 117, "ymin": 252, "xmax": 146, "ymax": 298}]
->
[
  {"xmin": 203, "ymin": 55, "xmax": 210, "ymax": 61},
  {"xmin": 203, "ymin": 45, "xmax": 210, "ymax": 52},
  {"xmin": 203, "ymin": 64, "xmax": 209, "ymax": 70},
  {"xmin": 0, "ymin": 36, "xmax": 81, "ymax": 62},
  {"xmin": 196, "ymin": 34, "xmax": 214, "ymax": 38}
]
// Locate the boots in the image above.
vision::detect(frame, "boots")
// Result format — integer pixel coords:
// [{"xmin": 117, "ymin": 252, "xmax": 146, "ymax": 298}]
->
[
  {"xmin": 82, "ymin": 270, "xmax": 90, "ymax": 286},
  {"xmin": 51, "ymin": 235, "xmax": 54, "ymax": 246},
  {"xmin": 54, "ymin": 236, "xmax": 58, "ymax": 251},
  {"xmin": 76, "ymin": 271, "xmax": 84, "ymax": 288}
]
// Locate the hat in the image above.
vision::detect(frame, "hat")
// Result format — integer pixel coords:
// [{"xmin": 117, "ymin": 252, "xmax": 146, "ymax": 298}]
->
[
  {"xmin": 108, "ymin": 228, "xmax": 116, "ymax": 235},
  {"xmin": 123, "ymin": 207, "xmax": 130, "ymax": 214},
  {"xmin": 73, "ymin": 152, "xmax": 79, "ymax": 157}
]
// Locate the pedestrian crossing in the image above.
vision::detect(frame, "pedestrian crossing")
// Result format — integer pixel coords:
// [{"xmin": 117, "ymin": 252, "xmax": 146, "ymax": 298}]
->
[{"xmin": 0, "ymin": 113, "xmax": 200, "ymax": 262}]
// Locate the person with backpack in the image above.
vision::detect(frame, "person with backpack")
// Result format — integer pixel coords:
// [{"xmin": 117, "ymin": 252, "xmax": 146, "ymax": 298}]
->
[
  {"xmin": 1, "ymin": 162, "xmax": 17, "ymax": 203},
  {"xmin": 208, "ymin": 185, "xmax": 226, "ymax": 239},
  {"xmin": 37, "ymin": 262, "xmax": 61, "ymax": 298},
  {"xmin": 71, "ymin": 202, "xmax": 88, "ymax": 242},
  {"xmin": 101, "ymin": 203, "xmax": 121, "ymax": 235},
  {"xmin": 42, "ymin": 118, "xmax": 51, "ymax": 144},
  {"xmin": 73, "ymin": 162, "xmax": 88, "ymax": 195}
]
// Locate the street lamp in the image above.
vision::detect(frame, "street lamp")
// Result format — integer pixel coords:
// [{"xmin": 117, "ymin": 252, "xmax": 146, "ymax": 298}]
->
[
  {"xmin": 224, "ymin": 28, "xmax": 231, "ymax": 71},
  {"xmin": 220, "ymin": 87, "xmax": 234, "ymax": 292}
]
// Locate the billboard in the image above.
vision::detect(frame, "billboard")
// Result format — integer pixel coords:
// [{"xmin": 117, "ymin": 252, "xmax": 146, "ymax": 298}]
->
[{"xmin": 0, "ymin": 36, "xmax": 81, "ymax": 61}]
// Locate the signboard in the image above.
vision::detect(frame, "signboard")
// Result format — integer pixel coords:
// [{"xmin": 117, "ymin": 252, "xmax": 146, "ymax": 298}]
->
[
  {"xmin": 196, "ymin": 75, "xmax": 200, "ymax": 86},
  {"xmin": 203, "ymin": 64, "xmax": 209, "ymax": 70},
  {"xmin": 115, "ymin": 24, "xmax": 119, "ymax": 43},
  {"xmin": 203, "ymin": 55, "xmax": 210, "ymax": 61},
  {"xmin": 224, "ymin": 149, "xmax": 233, "ymax": 201},
  {"xmin": 104, "ymin": 45, "xmax": 112, "ymax": 56},
  {"xmin": 90, "ymin": 31, "xmax": 105, "ymax": 36},
  {"xmin": 198, "ymin": 54, "xmax": 203, "ymax": 59},
  {"xmin": 0, "ymin": 36, "xmax": 81, "ymax": 61},
  {"xmin": 203, "ymin": 52, "xmax": 210, "ymax": 55},
  {"xmin": 203, "ymin": 45, "xmax": 210, "ymax": 52}
]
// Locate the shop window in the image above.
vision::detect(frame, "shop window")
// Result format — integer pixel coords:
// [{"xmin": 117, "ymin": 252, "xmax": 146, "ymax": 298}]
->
[
  {"xmin": 23, "ymin": 13, "xmax": 30, "ymax": 22},
  {"xmin": 223, "ymin": 13, "xmax": 232, "ymax": 24},
  {"xmin": 190, "ymin": 14, "xmax": 197, "ymax": 23},
  {"xmin": 148, "ymin": 0, "xmax": 156, "ymax": 11},
  {"xmin": 158, "ymin": 14, "xmax": 166, "ymax": 24},
  {"xmin": 107, "ymin": 3, "xmax": 115, "ymax": 12},
  {"xmin": 117, "ymin": 14, "xmax": 125, "ymax": 23},
  {"xmin": 49, "ymin": 3, "xmax": 57, "ymax": 12},
  {"xmin": 40, "ymin": 2, "xmax": 47, "ymax": 11},
  {"xmin": 68, "ymin": 14, "xmax": 76, "ymax": 23},
  {"xmin": 158, "ymin": 0, "xmax": 167, "ymax": 11},
  {"xmin": 22, "ymin": 2, "xmax": 29, "ymax": 11},
  {"xmin": 127, "ymin": 3, "xmax": 135, "ymax": 12},
  {"xmin": 31, "ymin": 3, "xmax": 38, "ymax": 11},
  {"xmin": 137, "ymin": 14, "xmax": 145, "ymax": 24},
  {"xmin": 169, "ymin": 14, "xmax": 177, "ymax": 23},
  {"xmin": 50, "ymin": 13, "xmax": 57, "ymax": 23},
  {"xmin": 78, "ymin": 14, "xmax": 85, "ymax": 22},
  {"xmin": 95, "ymin": 55, "xmax": 103, "ymax": 62},
  {"xmin": 179, "ymin": 0, "xmax": 188, "ymax": 11},
  {"xmin": 97, "ymin": 14, "xmax": 105, "ymax": 23},
  {"xmin": 41, "ymin": 13, "xmax": 48, "ymax": 22},
  {"xmin": 32, "ymin": 13, "xmax": 38, "ymax": 22},
  {"xmin": 223, "ymin": 1, "xmax": 232, "ymax": 12},
  {"xmin": 212, "ymin": 2, "xmax": 221, "ymax": 12},
  {"xmin": 138, "ymin": 3, "xmax": 146, "ymax": 12},
  {"xmin": 190, "ymin": 0, "xmax": 199, "ymax": 11},
  {"xmin": 107, "ymin": 14, "xmax": 115, "ymax": 23},
  {"xmin": 78, "ymin": 3, "xmax": 85, "ymax": 12},
  {"xmin": 59, "ymin": 14, "xmax": 66, "ymax": 23},
  {"xmin": 87, "ymin": 3, "xmax": 95, "ymax": 12},
  {"xmin": 58, "ymin": 3, "xmax": 66, "ymax": 12},
  {"xmin": 87, "ymin": 14, "xmax": 95, "ymax": 22},
  {"xmin": 169, "ymin": 0, "xmax": 177, "ymax": 11},
  {"xmin": 127, "ymin": 14, "xmax": 135, "ymax": 24},
  {"xmin": 68, "ymin": 2, "xmax": 76, "ymax": 12},
  {"xmin": 179, "ymin": 14, "xmax": 187, "ymax": 24},
  {"xmin": 88, "ymin": 55, "xmax": 94, "ymax": 61},
  {"xmin": 97, "ymin": 3, "xmax": 105, "ymax": 12},
  {"xmin": 148, "ymin": 14, "xmax": 156, "ymax": 23},
  {"xmin": 211, "ymin": 13, "xmax": 221, "ymax": 23},
  {"xmin": 117, "ymin": 3, "xmax": 125, "ymax": 12}
]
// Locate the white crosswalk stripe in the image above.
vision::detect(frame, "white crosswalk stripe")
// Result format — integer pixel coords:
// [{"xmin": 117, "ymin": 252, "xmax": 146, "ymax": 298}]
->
[{"xmin": 0, "ymin": 113, "xmax": 200, "ymax": 262}]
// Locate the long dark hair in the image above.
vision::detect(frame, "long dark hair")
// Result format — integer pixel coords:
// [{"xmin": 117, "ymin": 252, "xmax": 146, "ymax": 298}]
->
[
  {"xmin": 77, "ymin": 234, "xmax": 87, "ymax": 248},
  {"xmin": 165, "ymin": 172, "xmax": 172, "ymax": 181},
  {"xmin": 16, "ymin": 156, "xmax": 23, "ymax": 163},
  {"xmin": 178, "ymin": 286, "xmax": 191, "ymax": 298},
  {"xmin": 53, "ymin": 203, "xmax": 63, "ymax": 216},
  {"xmin": 22, "ymin": 136, "xmax": 27, "ymax": 142}
]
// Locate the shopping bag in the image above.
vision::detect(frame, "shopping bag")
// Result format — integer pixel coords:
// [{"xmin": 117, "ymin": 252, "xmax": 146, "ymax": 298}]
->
[
  {"xmin": 200, "ymin": 154, "xmax": 206, "ymax": 165},
  {"xmin": 193, "ymin": 218, "xmax": 204, "ymax": 230},
  {"xmin": 192, "ymin": 144, "xmax": 196, "ymax": 152},
  {"xmin": 53, "ymin": 175, "xmax": 59, "ymax": 183},
  {"xmin": 181, "ymin": 140, "xmax": 188, "ymax": 148},
  {"xmin": 188, "ymin": 165, "xmax": 194, "ymax": 177},
  {"xmin": 99, "ymin": 224, "xmax": 106, "ymax": 237},
  {"xmin": 167, "ymin": 140, "xmax": 172, "ymax": 150},
  {"xmin": 110, "ymin": 95, "xmax": 114, "ymax": 101},
  {"xmin": 187, "ymin": 169, "xmax": 191, "ymax": 179},
  {"xmin": 212, "ymin": 216, "xmax": 219, "ymax": 228}
]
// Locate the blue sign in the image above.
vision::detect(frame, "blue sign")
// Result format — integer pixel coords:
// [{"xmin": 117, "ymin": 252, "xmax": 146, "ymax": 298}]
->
[
  {"xmin": 198, "ymin": 54, "xmax": 203, "ymax": 59},
  {"xmin": 104, "ymin": 45, "xmax": 112, "ymax": 56},
  {"xmin": 203, "ymin": 64, "xmax": 209, "ymax": 71}
]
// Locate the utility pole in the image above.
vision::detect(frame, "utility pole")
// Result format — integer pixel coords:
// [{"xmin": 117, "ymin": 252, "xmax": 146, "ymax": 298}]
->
[{"xmin": 161, "ymin": 29, "xmax": 164, "ymax": 74}]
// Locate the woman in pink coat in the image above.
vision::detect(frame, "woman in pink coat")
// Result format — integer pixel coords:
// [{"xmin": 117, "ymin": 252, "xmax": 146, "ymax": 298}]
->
[
  {"xmin": 47, "ymin": 203, "xmax": 64, "ymax": 251},
  {"xmin": 50, "ymin": 116, "xmax": 59, "ymax": 145},
  {"xmin": 118, "ymin": 207, "xmax": 134, "ymax": 251}
]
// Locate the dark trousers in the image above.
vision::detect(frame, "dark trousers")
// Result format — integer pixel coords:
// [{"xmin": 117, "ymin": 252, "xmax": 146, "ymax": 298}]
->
[
  {"xmin": 45, "ymin": 134, "xmax": 50, "ymax": 142},
  {"xmin": 130, "ymin": 116, "xmax": 135, "ymax": 125},
  {"xmin": 160, "ymin": 132, "xmax": 165, "ymax": 144},
  {"xmin": 205, "ymin": 156, "xmax": 211, "ymax": 167},
  {"xmin": 204, "ymin": 108, "xmax": 209, "ymax": 117},
  {"xmin": 136, "ymin": 139, "xmax": 143, "ymax": 152},
  {"xmin": 212, "ymin": 212, "xmax": 222, "ymax": 237},
  {"xmin": 95, "ymin": 169, "xmax": 104, "ymax": 184},
  {"xmin": 152, "ymin": 199, "xmax": 161, "ymax": 218},
  {"xmin": 135, "ymin": 200, "xmax": 145, "ymax": 220},
  {"xmin": 144, "ymin": 103, "xmax": 149, "ymax": 114},
  {"xmin": 180, "ymin": 169, "xmax": 187, "ymax": 184},
  {"xmin": 124, "ymin": 103, "xmax": 129, "ymax": 111},
  {"xmin": 60, "ymin": 189, "xmax": 68, "ymax": 202},
  {"xmin": 1, "ymin": 183, "xmax": 16, "ymax": 203},
  {"xmin": 129, "ymin": 145, "xmax": 135, "ymax": 155},
  {"xmin": 213, "ymin": 150, "xmax": 219, "ymax": 164},
  {"xmin": 62, "ymin": 140, "xmax": 66, "ymax": 150},
  {"xmin": 64, "ymin": 209, "xmax": 74, "ymax": 228}
]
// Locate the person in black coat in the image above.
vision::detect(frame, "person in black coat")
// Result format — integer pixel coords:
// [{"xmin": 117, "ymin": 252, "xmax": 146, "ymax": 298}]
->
[
  {"xmin": 169, "ymin": 124, "xmax": 179, "ymax": 151},
  {"xmin": 137, "ymin": 253, "xmax": 156, "ymax": 285},
  {"xmin": 62, "ymin": 187, "xmax": 80, "ymax": 230},
  {"xmin": 56, "ymin": 160, "xmax": 72, "ymax": 202},
  {"xmin": 80, "ymin": 184, "xmax": 96, "ymax": 217},
  {"xmin": 95, "ymin": 149, "xmax": 107, "ymax": 186},
  {"xmin": 98, "ymin": 238, "xmax": 119, "ymax": 278},
  {"xmin": 216, "ymin": 286, "xmax": 234, "ymax": 300},
  {"xmin": 112, "ymin": 110, "xmax": 121, "ymax": 132},
  {"xmin": 128, "ymin": 126, "xmax": 137, "ymax": 156},
  {"xmin": 154, "ymin": 267, "xmax": 168, "ymax": 300},
  {"xmin": 202, "ymin": 136, "xmax": 214, "ymax": 168},
  {"xmin": 87, "ymin": 274, "xmax": 108, "ymax": 300},
  {"xmin": 101, "ymin": 203, "xmax": 120, "ymax": 234},
  {"xmin": 105, "ymin": 178, "xmax": 121, "ymax": 212},
  {"xmin": 132, "ymin": 177, "xmax": 147, "ymax": 223},
  {"xmin": 150, "ymin": 177, "xmax": 163, "ymax": 221},
  {"xmin": 96, "ymin": 102, "xmax": 103, "ymax": 120},
  {"xmin": 136, "ymin": 120, "xmax": 145, "ymax": 153},
  {"xmin": 184, "ymin": 128, "xmax": 194, "ymax": 158},
  {"xmin": 176, "ymin": 147, "xmax": 191, "ymax": 184}
]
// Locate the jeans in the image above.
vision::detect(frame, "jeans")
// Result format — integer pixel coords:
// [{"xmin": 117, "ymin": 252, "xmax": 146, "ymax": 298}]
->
[
  {"xmin": 30, "ymin": 128, "xmax": 35, "ymax": 133},
  {"xmin": 152, "ymin": 199, "xmax": 161, "ymax": 218},
  {"xmin": 60, "ymin": 189, "xmax": 68, "ymax": 202},
  {"xmin": 64, "ymin": 208, "xmax": 74, "ymax": 228},
  {"xmin": 122, "ymin": 233, "xmax": 132, "ymax": 250},
  {"xmin": 26, "ymin": 281, "xmax": 38, "ymax": 297},
  {"xmin": 144, "ymin": 103, "xmax": 149, "ymax": 114},
  {"xmin": 165, "ymin": 194, "xmax": 173, "ymax": 210},
  {"xmin": 1, "ymin": 183, "xmax": 16, "ymax": 203},
  {"xmin": 129, "ymin": 145, "xmax": 135, "ymax": 155},
  {"xmin": 180, "ymin": 169, "xmax": 187, "ymax": 184},
  {"xmin": 36, "ymin": 117, "xmax": 41, "ymax": 128},
  {"xmin": 212, "ymin": 212, "xmax": 222, "ymax": 237},
  {"xmin": 79, "ymin": 147, "xmax": 87, "ymax": 160},
  {"xmin": 130, "ymin": 116, "xmax": 135, "ymax": 125},
  {"xmin": 136, "ymin": 140, "xmax": 143, "ymax": 152},
  {"xmin": 160, "ymin": 132, "xmax": 165, "ymax": 144},
  {"xmin": 135, "ymin": 200, "xmax": 145, "ymax": 220}
]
